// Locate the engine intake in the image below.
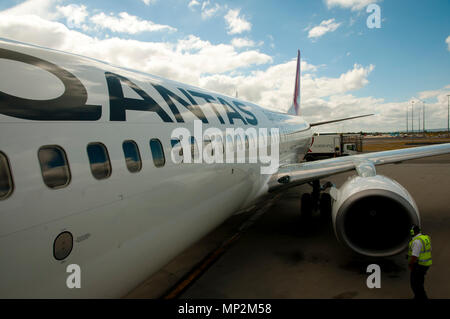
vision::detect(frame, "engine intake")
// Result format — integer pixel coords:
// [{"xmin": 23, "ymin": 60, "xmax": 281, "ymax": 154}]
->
[{"xmin": 331, "ymin": 175, "xmax": 420, "ymax": 257}]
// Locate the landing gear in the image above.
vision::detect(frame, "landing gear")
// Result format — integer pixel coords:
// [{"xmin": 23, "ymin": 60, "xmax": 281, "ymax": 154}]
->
[{"xmin": 300, "ymin": 180, "xmax": 333, "ymax": 222}]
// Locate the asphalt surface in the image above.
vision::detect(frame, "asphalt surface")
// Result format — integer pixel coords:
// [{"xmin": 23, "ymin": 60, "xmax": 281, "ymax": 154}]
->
[{"xmin": 126, "ymin": 153, "xmax": 450, "ymax": 299}]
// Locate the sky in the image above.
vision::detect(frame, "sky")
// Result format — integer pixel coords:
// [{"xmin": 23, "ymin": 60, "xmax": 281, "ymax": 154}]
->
[{"xmin": 0, "ymin": 0, "xmax": 449, "ymax": 132}]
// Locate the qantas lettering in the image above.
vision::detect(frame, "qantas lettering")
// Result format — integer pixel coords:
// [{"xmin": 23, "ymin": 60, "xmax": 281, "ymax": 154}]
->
[
  {"xmin": 0, "ymin": 49, "xmax": 258, "ymax": 125},
  {"xmin": 152, "ymin": 83, "xmax": 208, "ymax": 123},
  {"xmin": 217, "ymin": 97, "xmax": 247, "ymax": 125},
  {"xmin": 105, "ymin": 71, "xmax": 173, "ymax": 123},
  {"xmin": 0, "ymin": 48, "xmax": 102, "ymax": 121},
  {"xmin": 187, "ymin": 90, "xmax": 225, "ymax": 125},
  {"xmin": 232, "ymin": 100, "xmax": 258, "ymax": 125}
]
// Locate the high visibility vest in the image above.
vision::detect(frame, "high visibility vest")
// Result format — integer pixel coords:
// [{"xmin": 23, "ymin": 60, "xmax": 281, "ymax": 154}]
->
[{"xmin": 408, "ymin": 234, "xmax": 432, "ymax": 266}]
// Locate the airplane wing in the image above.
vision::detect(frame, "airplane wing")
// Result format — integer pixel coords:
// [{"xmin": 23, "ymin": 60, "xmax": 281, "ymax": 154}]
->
[{"xmin": 269, "ymin": 143, "xmax": 450, "ymax": 192}]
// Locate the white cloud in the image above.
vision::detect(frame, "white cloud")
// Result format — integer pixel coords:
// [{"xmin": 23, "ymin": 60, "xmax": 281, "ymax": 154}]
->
[
  {"xmin": 306, "ymin": 64, "xmax": 374, "ymax": 97},
  {"xmin": 201, "ymin": 1, "xmax": 221, "ymax": 19},
  {"xmin": 91, "ymin": 12, "xmax": 176, "ymax": 34},
  {"xmin": 231, "ymin": 38, "xmax": 255, "ymax": 48},
  {"xmin": 199, "ymin": 63, "xmax": 450, "ymax": 133},
  {"xmin": 56, "ymin": 4, "xmax": 88, "ymax": 27},
  {"xmin": 197, "ymin": 61, "xmax": 429, "ymax": 132},
  {"xmin": 446, "ymin": 36, "xmax": 450, "ymax": 51},
  {"xmin": 1, "ymin": 0, "xmax": 171, "ymax": 34},
  {"xmin": 0, "ymin": 11, "xmax": 271, "ymax": 84},
  {"xmin": 199, "ymin": 58, "xmax": 327, "ymax": 111},
  {"xmin": 308, "ymin": 19, "xmax": 341, "ymax": 39},
  {"xmin": 1, "ymin": 0, "xmax": 61, "ymax": 20},
  {"xmin": 188, "ymin": 1, "xmax": 223, "ymax": 19},
  {"xmin": 0, "ymin": 14, "xmax": 94, "ymax": 51},
  {"xmin": 325, "ymin": 0, "xmax": 378, "ymax": 11},
  {"xmin": 418, "ymin": 86, "xmax": 450, "ymax": 102},
  {"xmin": 224, "ymin": 9, "xmax": 251, "ymax": 35},
  {"xmin": 141, "ymin": 0, "xmax": 157, "ymax": 5},
  {"xmin": 188, "ymin": 0, "xmax": 200, "ymax": 9}
]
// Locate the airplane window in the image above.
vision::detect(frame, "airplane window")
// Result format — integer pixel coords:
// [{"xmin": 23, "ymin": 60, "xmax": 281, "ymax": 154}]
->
[
  {"xmin": 204, "ymin": 137, "xmax": 213, "ymax": 157},
  {"xmin": 244, "ymin": 135, "xmax": 250, "ymax": 160},
  {"xmin": 190, "ymin": 136, "xmax": 199, "ymax": 162},
  {"xmin": 87, "ymin": 143, "xmax": 112, "ymax": 180},
  {"xmin": 38, "ymin": 146, "xmax": 71, "ymax": 189},
  {"xmin": 171, "ymin": 139, "xmax": 180, "ymax": 148},
  {"xmin": 122, "ymin": 140, "xmax": 142, "ymax": 173},
  {"xmin": 0, "ymin": 152, "xmax": 13, "ymax": 200},
  {"xmin": 150, "ymin": 139, "xmax": 165, "ymax": 167}
]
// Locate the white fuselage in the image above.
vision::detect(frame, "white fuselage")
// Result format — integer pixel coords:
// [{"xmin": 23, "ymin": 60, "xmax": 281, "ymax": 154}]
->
[{"xmin": 0, "ymin": 39, "xmax": 312, "ymax": 298}]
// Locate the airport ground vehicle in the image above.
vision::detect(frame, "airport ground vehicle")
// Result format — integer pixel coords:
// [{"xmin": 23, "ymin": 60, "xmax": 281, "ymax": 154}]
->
[{"xmin": 304, "ymin": 133, "xmax": 363, "ymax": 161}]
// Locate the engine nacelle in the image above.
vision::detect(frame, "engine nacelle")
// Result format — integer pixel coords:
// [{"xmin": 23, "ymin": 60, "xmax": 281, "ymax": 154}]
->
[{"xmin": 330, "ymin": 175, "xmax": 420, "ymax": 257}]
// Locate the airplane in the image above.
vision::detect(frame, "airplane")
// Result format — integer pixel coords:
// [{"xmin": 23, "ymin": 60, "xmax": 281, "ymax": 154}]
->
[{"xmin": 1, "ymin": 38, "xmax": 449, "ymax": 298}]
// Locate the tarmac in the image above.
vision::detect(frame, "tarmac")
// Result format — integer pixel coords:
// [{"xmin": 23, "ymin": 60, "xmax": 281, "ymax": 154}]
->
[{"xmin": 125, "ymin": 152, "xmax": 450, "ymax": 299}]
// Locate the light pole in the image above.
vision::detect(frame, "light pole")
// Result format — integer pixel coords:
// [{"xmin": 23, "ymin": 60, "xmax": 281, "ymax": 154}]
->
[
  {"xmin": 418, "ymin": 101, "xmax": 423, "ymax": 132},
  {"xmin": 447, "ymin": 95, "xmax": 450, "ymax": 133},
  {"xmin": 411, "ymin": 98, "xmax": 427, "ymax": 134},
  {"xmin": 406, "ymin": 104, "xmax": 409, "ymax": 133},
  {"xmin": 418, "ymin": 108, "xmax": 421, "ymax": 132},
  {"xmin": 423, "ymin": 101, "xmax": 425, "ymax": 132}
]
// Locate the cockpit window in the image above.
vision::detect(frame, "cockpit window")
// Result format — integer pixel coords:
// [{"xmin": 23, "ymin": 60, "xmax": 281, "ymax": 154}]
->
[
  {"xmin": 38, "ymin": 146, "xmax": 71, "ymax": 189},
  {"xmin": 0, "ymin": 152, "xmax": 13, "ymax": 199}
]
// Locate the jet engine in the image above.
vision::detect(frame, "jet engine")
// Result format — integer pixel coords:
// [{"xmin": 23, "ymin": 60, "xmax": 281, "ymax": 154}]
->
[{"xmin": 330, "ymin": 175, "xmax": 420, "ymax": 257}]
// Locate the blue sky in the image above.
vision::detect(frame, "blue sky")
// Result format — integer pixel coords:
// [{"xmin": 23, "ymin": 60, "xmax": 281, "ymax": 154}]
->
[{"xmin": 0, "ymin": 0, "xmax": 449, "ymax": 131}]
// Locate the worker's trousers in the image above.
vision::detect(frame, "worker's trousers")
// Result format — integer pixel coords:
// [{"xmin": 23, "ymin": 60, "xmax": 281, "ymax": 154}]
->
[{"xmin": 410, "ymin": 264, "xmax": 430, "ymax": 299}]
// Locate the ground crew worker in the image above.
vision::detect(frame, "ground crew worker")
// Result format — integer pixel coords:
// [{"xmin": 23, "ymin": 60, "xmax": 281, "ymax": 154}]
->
[{"xmin": 408, "ymin": 225, "xmax": 432, "ymax": 299}]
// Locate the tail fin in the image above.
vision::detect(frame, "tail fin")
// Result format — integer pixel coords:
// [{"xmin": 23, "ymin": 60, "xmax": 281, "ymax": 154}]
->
[{"xmin": 287, "ymin": 50, "xmax": 301, "ymax": 116}]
